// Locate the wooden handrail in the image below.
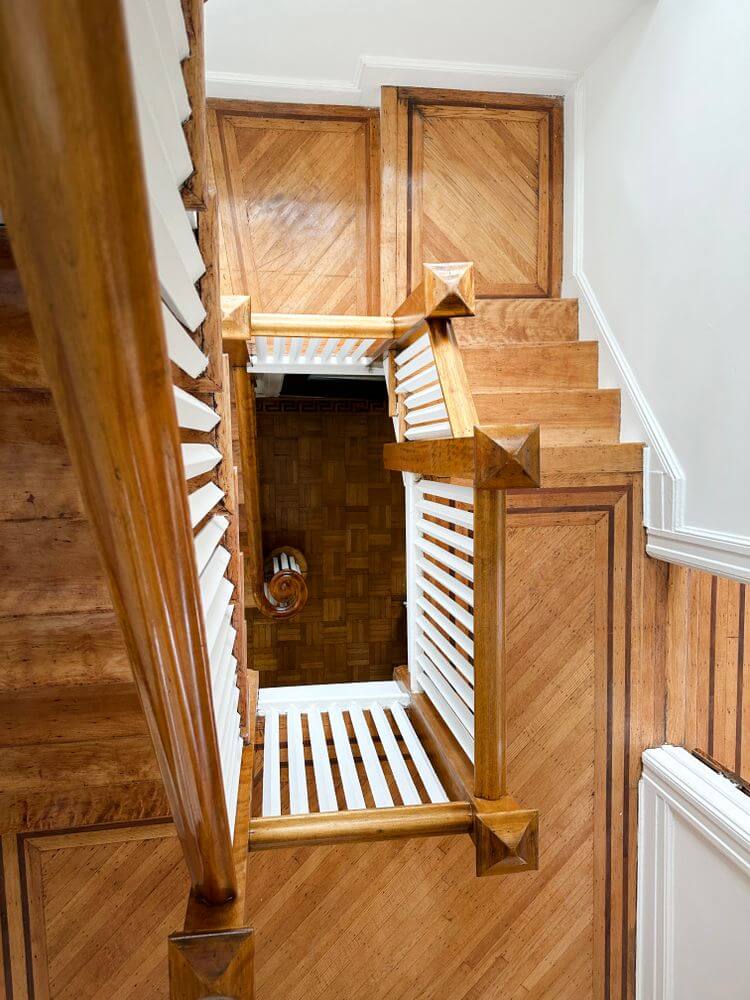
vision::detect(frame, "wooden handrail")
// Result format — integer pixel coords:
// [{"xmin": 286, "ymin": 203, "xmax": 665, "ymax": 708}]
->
[
  {"xmin": 0, "ymin": 0, "xmax": 236, "ymax": 904},
  {"xmin": 232, "ymin": 365, "xmax": 309, "ymax": 620}
]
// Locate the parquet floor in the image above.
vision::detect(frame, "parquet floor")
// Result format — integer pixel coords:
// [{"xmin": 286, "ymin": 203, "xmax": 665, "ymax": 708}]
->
[{"xmin": 249, "ymin": 397, "xmax": 406, "ymax": 688}]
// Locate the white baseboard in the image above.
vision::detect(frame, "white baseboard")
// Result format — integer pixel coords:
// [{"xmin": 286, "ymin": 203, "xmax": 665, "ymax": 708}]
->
[
  {"xmin": 566, "ymin": 80, "xmax": 750, "ymax": 584},
  {"xmin": 206, "ymin": 54, "xmax": 578, "ymax": 106}
]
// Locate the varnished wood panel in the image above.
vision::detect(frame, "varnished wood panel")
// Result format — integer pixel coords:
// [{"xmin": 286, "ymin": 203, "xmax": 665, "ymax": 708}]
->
[
  {"xmin": 208, "ymin": 100, "xmax": 380, "ymax": 312},
  {"xmin": 666, "ymin": 565, "xmax": 749, "ymax": 780},
  {"xmin": 246, "ymin": 484, "xmax": 647, "ymax": 1000},
  {"xmin": 381, "ymin": 88, "xmax": 563, "ymax": 304},
  {"xmin": 249, "ymin": 398, "xmax": 406, "ymax": 687}
]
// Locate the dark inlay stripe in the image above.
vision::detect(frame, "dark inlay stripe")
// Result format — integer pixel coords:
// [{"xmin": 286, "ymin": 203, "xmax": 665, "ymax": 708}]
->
[
  {"xmin": 736, "ymin": 585, "xmax": 747, "ymax": 774},
  {"xmin": 0, "ymin": 845, "xmax": 13, "ymax": 999},
  {"xmin": 707, "ymin": 576, "xmax": 718, "ymax": 755},
  {"xmin": 621, "ymin": 485, "xmax": 634, "ymax": 1000}
]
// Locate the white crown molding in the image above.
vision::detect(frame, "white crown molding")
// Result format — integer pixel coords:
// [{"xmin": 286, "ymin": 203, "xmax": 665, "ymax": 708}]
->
[
  {"xmin": 206, "ymin": 54, "xmax": 579, "ymax": 106},
  {"xmin": 567, "ymin": 79, "xmax": 750, "ymax": 583}
]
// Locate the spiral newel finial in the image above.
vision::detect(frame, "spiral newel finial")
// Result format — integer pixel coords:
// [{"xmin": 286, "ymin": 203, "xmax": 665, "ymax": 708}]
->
[{"xmin": 259, "ymin": 546, "xmax": 308, "ymax": 619}]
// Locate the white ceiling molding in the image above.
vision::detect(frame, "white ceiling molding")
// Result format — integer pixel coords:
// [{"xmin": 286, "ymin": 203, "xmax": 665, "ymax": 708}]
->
[{"xmin": 206, "ymin": 53, "xmax": 579, "ymax": 106}]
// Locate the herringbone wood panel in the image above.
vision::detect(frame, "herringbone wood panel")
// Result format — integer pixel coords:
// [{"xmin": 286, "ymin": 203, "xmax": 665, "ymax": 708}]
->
[
  {"xmin": 208, "ymin": 101, "xmax": 379, "ymax": 312},
  {"xmin": 249, "ymin": 398, "xmax": 406, "ymax": 687},
  {"xmin": 245, "ymin": 502, "xmax": 614, "ymax": 1000}
]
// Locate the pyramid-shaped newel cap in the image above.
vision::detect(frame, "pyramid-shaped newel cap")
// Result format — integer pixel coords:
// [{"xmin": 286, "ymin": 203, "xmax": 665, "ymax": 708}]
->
[
  {"xmin": 474, "ymin": 808, "xmax": 539, "ymax": 877},
  {"xmin": 422, "ymin": 262, "xmax": 475, "ymax": 318},
  {"xmin": 169, "ymin": 927, "xmax": 254, "ymax": 996},
  {"xmin": 473, "ymin": 425, "xmax": 541, "ymax": 490}
]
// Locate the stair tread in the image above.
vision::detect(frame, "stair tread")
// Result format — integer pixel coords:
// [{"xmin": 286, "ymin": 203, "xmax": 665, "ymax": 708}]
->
[
  {"xmin": 453, "ymin": 298, "xmax": 579, "ymax": 346},
  {"xmin": 472, "ymin": 387, "xmax": 621, "ymax": 445},
  {"xmin": 461, "ymin": 341, "xmax": 598, "ymax": 390}
]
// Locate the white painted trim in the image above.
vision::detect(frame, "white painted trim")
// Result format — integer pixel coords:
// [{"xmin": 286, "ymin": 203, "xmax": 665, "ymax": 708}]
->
[
  {"xmin": 257, "ymin": 680, "xmax": 410, "ymax": 713},
  {"xmin": 207, "ymin": 53, "xmax": 578, "ymax": 106},
  {"xmin": 566, "ymin": 79, "xmax": 750, "ymax": 583},
  {"xmin": 247, "ymin": 361, "xmax": 383, "ymax": 377},
  {"xmin": 636, "ymin": 746, "xmax": 750, "ymax": 1000}
]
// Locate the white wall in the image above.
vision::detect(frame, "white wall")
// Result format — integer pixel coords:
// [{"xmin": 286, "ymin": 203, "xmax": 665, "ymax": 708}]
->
[
  {"xmin": 204, "ymin": 0, "xmax": 640, "ymax": 104},
  {"xmin": 566, "ymin": 0, "xmax": 750, "ymax": 581}
]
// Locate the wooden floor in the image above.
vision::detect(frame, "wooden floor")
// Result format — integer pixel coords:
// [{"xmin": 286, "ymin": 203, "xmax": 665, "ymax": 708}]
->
[{"xmin": 250, "ymin": 397, "xmax": 406, "ymax": 687}]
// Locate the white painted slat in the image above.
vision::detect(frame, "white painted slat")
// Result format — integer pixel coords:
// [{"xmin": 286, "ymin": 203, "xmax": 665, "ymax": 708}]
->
[
  {"xmin": 162, "ymin": 0, "xmax": 191, "ymax": 61},
  {"xmin": 255, "ymin": 337, "xmax": 269, "ymax": 363},
  {"xmin": 328, "ymin": 706, "xmax": 366, "ymax": 810},
  {"xmin": 188, "ymin": 481, "xmax": 224, "ymax": 528},
  {"xmin": 348, "ymin": 338, "xmax": 375, "ymax": 363},
  {"xmin": 417, "ymin": 614, "xmax": 474, "ymax": 684},
  {"xmin": 419, "ymin": 655, "xmax": 475, "ymax": 736},
  {"xmin": 419, "ymin": 671, "xmax": 474, "ymax": 761},
  {"xmin": 208, "ymin": 610, "xmax": 234, "ymax": 690},
  {"xmin": 182, "ymin": 442, "xmax": 221, "ymax": 479},
  {"xmin": 308, "ymin": 709, "xmax": 338, "ymax": 813},
  {"xmin": 199, "ymin": 544, "xmax": 231, "ymax": 611},
  {"xmin": 390, "ymin": 703, "xmax": 448, "ymax": 804},
  {"xmin": 258, "ymin": 681, "xmax": 409, "ymax": 712},
  {"xmin": 204, "ymin": 578, "xmax": 234, "ymax": 653},
  {"xmin": 287, "ymin": 709, "xmax": 309, "ymax": 815},
  {"xmin": 417, "ymin": 596, "xmax": 474, "ymax": 658},
  {"xmin": 405, "ymin": 402, "xmax": 449, "ymax": 427},
  {"xmin": 395, "ymin": 332, "xmax": 430, "ymax": 366},
  {"xmin": 288, "ymin": 338, "xmax": 304, "ymax": 363},
  {"xmin": 124, "ymin": 0, "xmax": 192, "ymax": 179},
  {"xmin": 262, "ymin": 710, "xmax": 281, "ymax": 817},
  {"xmin": 334, "ymin": 339, "xmax": 356, "ymax": 363},
  {"xmin": 349, "ymin": 705, "xmax": 393, "ymax": 808},
  {"xmin": 173, "ymin": 386, "xmax": 220, "ymax": 431},
  {"xmin": 396, "ymin": 346, "xmax": 433, "ymax": 381},
  {"xmin": 417, "ymin": 480, "xmax": 473, "ymax": 504},
  {"xmin": 404, "ymin": 422, "xmax": 452, "ymax": 441},
  {"xmin": 416, "ymin": 575, "xmax": 474, "ymax": 632},
  {"xmin": 416, "ymin": 555, "xmax": 474, "ymax": 607},
  {"xmin": 370, "ymin": 704, "xmax": 421, "ymax": 806},
  {"xmin": 417, "ymin": 634, "xmax": 474, "ymax": 709},
  {"xmin": 163, "ymin": 303, "xmax": 208, "ymax": 377},
  {"xmin": 415, "ymin": 535, "xmax": 473, "ymax": 582},
  {"xmin": 404, "ymin": 382, "xmax": 444, "ymax": 409},
  {"xmin": 397, "ymin": 363, "xmax": 438, "ymax": 395},
  {"xmin": 272, "ymin": 337, "xmax": 284, "ymax": 363},
  {"xmin": 156, "ymin": 203, "xmax": 206, "ymax": 330},
  {"xmin": 416, "ymin": 497, "xmax": 473, "ymax": 528},
  {"xmin": 194, "ymin": 514, "xmax": 229, "ymax": 574},
  {"xmin": 300, "ymin": 337, "xmax": 320, "ymax": 363},
  {"xmin": 417, "ymin": 516, "xmax": 474, "ymax": 556},
  {"xmin": 319, "ymin": 338, "xmax": 339, "ymax": 363}
]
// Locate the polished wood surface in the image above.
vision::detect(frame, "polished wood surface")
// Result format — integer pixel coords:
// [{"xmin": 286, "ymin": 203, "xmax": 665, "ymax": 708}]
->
[
  {"xmin": 208, "ymin": 101, "xmax": 380, "ymax": 311},
  {"xmin": 247, "ymin": 398, "xmax": 406, "ymax": 687},
  {"xmin": 233, "ymin": 367, "xmax": 308, "ymax": 620},
  {"xmin": 180, "ymin": 0, "xmax": 206, "ymax": 211},
  {"xmin": 381, "ymin": 88, "xmax": 563, "ymax": 301},
  {"xmin": 666, "ymin": 567, "xmax": 749, "ymax": 779},
  {"xmin": 0, "ymin": 1, "xmax": 234, "ymax": 901},
  {"xmin": 249, "ymin": 802, "xmax": 473, "ymax": 850}
]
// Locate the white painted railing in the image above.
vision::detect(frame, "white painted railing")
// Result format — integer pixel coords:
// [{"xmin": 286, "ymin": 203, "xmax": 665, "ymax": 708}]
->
[
  {"xmin": 405, "ymin": 475, "xmax": 476, "ymax": 761},
  {"xmin": 250, "ymin": 335, "xmax": 384, "ymax": 376},
  {"xmin": 124, "ymin": 0, "xmax": 243, "ymax": 836},
  {"xmin": 391, "ymin": 331, "xmax": 450, "ymax": 440},
  {"xmin": 257, "ymin": 682, "xmax": 449, "ymax": 816}
]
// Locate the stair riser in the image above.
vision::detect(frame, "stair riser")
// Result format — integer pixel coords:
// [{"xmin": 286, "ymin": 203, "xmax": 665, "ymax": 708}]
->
[
  {"xmin": 462, "ymin": 342, "xmax": 598, "ymax": 390},
  {"xmin": 454, "ymin": 299, "xmax": 579, "ymax": 346}
]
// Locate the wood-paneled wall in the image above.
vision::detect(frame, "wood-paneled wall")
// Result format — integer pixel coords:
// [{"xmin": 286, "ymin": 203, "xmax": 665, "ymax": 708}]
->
[
  {"xmin": 380, "ymin": 87, "xmax": 563, "ymax": 312},
  {"xmin": 666, "ymin": 566, "xmax": 749, "ymax": 779},
  {"xmin": 208, "ymin": 100, "xmax": 380, "ymax": 312}
]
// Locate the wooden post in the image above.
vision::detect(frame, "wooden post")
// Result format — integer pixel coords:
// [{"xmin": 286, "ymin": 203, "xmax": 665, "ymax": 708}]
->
[
  {"xmin": 0, "ymin": 0, "xmax": 236, "ymax": 902},
  {"xmin": 169, "ymin": 928, "xmax": 254, "ymax": 999},
  {"xmin": 472, "ymin": 487, "xmax": 508, "ymax": 799},
  {"xmin": 180, "ymin": 0, "xmax": 207, "ymax": 211}
]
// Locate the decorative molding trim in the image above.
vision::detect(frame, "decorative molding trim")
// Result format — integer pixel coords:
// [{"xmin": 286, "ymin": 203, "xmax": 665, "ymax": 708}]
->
[
  {"xmin": 636, "ymin": 746, "xmax": 750, "ymax": 1000},
  {"xmin": 206, "ymin": 54, "xmax": 578, "ymax": 106},
  {"xmin": 567, "ymin": 79, "xmax": 750, "ymax": 583}
]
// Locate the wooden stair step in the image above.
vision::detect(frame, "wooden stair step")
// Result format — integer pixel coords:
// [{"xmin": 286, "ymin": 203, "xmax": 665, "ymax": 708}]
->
[
  {"xmin": 453, "ymin": 298, "xmax": 579, "ymax": 347},
  {"xmin": 461, "ymin": 341, "xmax": 598, "ymax": 390},
  {"xmin": 472, "ymin": 388, "xmax": 621, "ymax": 445}
]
